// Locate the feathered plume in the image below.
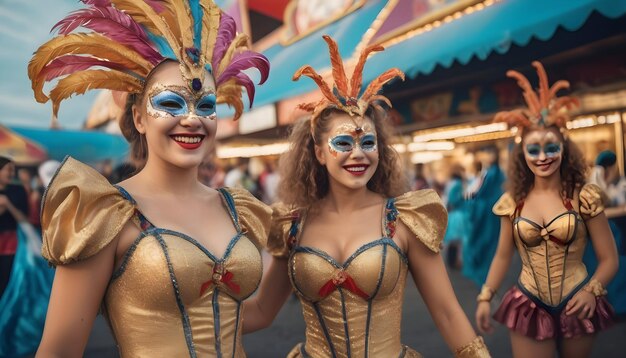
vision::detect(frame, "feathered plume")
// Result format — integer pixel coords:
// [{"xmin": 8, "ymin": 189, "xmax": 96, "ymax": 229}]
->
[
  {"xmin": 29, "ymin": 0, "xmax": 269, "ymax": 125},
  {"xmin": 294, "ymin": 35, "xmax": 404, "ymax": 122},
  {"xmin": 494, "ymin": 61, "xmax": 578, "ymax": 131},
  {"xmin": 51, "ymin": 4, "xmax": 163, "ymax": 65}
]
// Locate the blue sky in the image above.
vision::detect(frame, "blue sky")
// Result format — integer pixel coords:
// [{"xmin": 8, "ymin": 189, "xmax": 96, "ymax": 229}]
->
[{"xmin": 0, "ymin": 0, "xmax": 99, "ymax": 129}]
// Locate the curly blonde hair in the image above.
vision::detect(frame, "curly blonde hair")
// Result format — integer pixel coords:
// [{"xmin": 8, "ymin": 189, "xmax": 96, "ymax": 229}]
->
[
  {"xmin": 508, "ymin": 126, "xmax": 587, "ymax": 202},
  {"xmin": 278, "ymin": 106, "xmax": 408, "ymax": 209}
]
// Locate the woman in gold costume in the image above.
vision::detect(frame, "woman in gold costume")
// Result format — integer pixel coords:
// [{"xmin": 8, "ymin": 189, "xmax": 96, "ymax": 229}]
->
[
  {"xmin": 244, "ymin": 35, "xmax": 490, "ymax": 358},
  {"xmin": 475, "ymin": 61, "xmax": 618, "ymax": 358},
  {"xmin": 29, "ymin": 1, "xmax": 270, "ymax": 356}
]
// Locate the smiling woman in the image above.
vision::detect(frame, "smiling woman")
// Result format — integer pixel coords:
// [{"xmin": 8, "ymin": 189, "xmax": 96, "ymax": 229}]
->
[
  {"xmin": 241, "ymin": 35, "xmax": 491, "ymax": 358},
  {"xmin": 476, "ymin": 62, "xmax": 618, "ymax": 358},
  {"xmin": 27, "ymin": 1, "xmax": 272, "ymax": 357}
]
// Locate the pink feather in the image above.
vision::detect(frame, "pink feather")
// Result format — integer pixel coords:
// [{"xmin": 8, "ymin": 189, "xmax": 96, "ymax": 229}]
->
[
  {"xmin": 52, "ymin": 5, "xmax": 163, "ymax": 65},
  {"xmin": 80, "ymin": 0, "xmax": 165, "ymax": 13},
  {"xmin": 211, "ymin": 13, "xmax": 237, "ymax": 69},
  {"xmin": 217, "ymin": 51, "xmax": 269, "ymax": 85},
  {"xmin": 40, "ymin": 55, "xmax": 130, "ymax": 81},
  {"xmin": 232, "ymin": 72, "xmax": 255, "ymax": 107}
]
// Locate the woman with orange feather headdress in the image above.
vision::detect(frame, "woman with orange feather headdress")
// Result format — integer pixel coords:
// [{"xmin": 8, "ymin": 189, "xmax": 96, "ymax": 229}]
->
[
  {"xmin": 475, "ymin": 62, "xmax": 617, "ymax": 358},
  {"xmin": 29, "ymin": 1, "xmax": 273, "ymax": 356},
  {"xmin": 241, "ymin": 35, "xmax": 491, "ymax": 357}
]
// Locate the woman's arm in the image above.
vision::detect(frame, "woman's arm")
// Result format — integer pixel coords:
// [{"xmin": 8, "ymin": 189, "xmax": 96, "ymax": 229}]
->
[
  {"xmin": 402, "ymin": 223, "xmax": 488, "ymax": 356},
  {"xmin": 242, "ymin": 255, "xmax": 292, "ymax": 333},
  {"xmin": 475, "ymin": 217, "xmax": 515, "ymax": 333},
  {"xmin": 565, "ymin": 212, "xmax": 618, "ymax": 318},
  {"xmin": 36, "ymin": 236, "xmax": 117, "ymax": 357}
]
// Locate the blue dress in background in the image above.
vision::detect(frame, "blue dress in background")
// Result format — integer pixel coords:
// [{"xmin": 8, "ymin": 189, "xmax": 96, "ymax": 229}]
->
[
  {"xmin": 462, "ymin": 164, "xmax": 505, "ymax": 286},
  {"xmin": 0, "ymin": 224, "xmax": 54, "ymax": 357},
  {"xmin": 583, "ymin": 218, "xmax": 626, "ymax": 316}
]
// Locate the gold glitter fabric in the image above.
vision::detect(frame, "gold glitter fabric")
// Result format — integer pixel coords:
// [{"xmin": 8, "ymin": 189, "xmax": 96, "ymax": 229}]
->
[
  {"xmin": 273, "ymin": 190, "xmax": 446, "ymax": 357},
  {"xmin": 492, "ymin": 184, "xmax": 604, "ymax": 306},
  {"xmin": 454, "ymin": 336, "xmax": 491, "ymax": 358},
  {"xmin": 41, "ymin": 157, "xmax": 271, "ymax": 357}
]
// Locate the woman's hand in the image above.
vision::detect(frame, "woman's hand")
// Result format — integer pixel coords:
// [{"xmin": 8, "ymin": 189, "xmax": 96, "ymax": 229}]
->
[
  {"xmin": 475, "ymin": 301, "xmax": 493, "ymax": 334},
  {"xmin": 565, "ymin": 290, "xmax": 596, "ymax": 319}
]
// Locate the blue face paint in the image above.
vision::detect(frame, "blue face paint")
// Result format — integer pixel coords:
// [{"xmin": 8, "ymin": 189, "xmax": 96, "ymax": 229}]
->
[
  {"xmin": 328, "ymin": 133, "xmax": 377, "ymax": 153},
  {"xmin": 149, "ymin": 88, "xmax": 217, "ymax": 118},
  {"xmin": 525, "ymin": 142, "xmax": 562, "ymax": 159},
  {"xmin": 329, "ymin": 135, "xmax": 356, "ymax": 153},
  {"xmin": 359, "ymin": 134, "xmax": 377, "ymax": 152},
  {"xmin": 195, "ymin": 93, "xmax": 216, "ymax": 116},
  {"xmin": 150, "ymin": 90, "xmax": 188, "ymax": 116}
]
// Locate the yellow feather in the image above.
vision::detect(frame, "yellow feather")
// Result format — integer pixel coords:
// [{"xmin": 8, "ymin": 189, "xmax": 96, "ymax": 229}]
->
[
  {"xmin": 28, "ymin": 33, "xmax": 151, "ymax": 103},
  {"xmin": 49, "ymin": 69, "xmax": 143, "ymax": 118},
  {"xmin": 110, "ymin": 0, "xmax": 181, "ymax": 57},
  {"xmin": 216, "ymin": 33, "xmax": 248, "ymax": 77},
  {"xmin": 200, "ymin": 0, "xmax": 221, "ymax": 65},
  {"xmin": 217, "ymin": 79, "xmax": 244, "ymax": 120},
  {"xmin": 162, "ymin": 0, "xmax": 194, "ymax": 52}
]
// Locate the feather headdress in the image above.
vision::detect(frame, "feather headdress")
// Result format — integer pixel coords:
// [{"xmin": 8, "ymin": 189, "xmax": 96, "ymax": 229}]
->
[
  {"xmin": 494, "ymin": 61, "xmax": 578, "ymax": 131},
  {"xmin": 293, "ymin": 35, "xmax": 404, "ymax": 128},
  {"xmin": 28, "ymin": 0, "xmax": 269, "ymax": 126}
]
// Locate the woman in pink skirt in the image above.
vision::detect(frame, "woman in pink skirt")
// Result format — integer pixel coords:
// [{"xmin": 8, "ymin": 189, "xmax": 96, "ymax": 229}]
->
[{"xmin": 475, "ymin": 61, "xmax": 618, "ymax": 358}]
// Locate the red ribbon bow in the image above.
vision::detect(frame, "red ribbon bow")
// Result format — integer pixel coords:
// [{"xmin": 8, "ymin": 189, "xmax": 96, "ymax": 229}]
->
[
  {"xmin": 200, "ymin": 263, "xmax": 241, "ymax": 297},
  {"xmin": 318, "ymin": 270, "xmax": 369, "ymax": 300}
]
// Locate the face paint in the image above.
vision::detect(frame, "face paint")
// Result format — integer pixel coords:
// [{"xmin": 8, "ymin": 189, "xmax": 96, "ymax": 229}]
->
[
  {"xmin": 524, "ymin": 142, "xmax": 562, "ymax": 159},
  {"xmin": 326, "ymin": 120, "xmax": 377, "ymax": 157},
  {"xmin": 147, "ymin": 84, "xmax": 216, "ymax": 119}
]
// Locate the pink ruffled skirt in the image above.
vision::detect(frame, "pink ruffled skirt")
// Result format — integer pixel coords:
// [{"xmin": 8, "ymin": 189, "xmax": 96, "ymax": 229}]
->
[{"xmin": 494, "ymin": 285, "xmax": 615, "ymax": 340}]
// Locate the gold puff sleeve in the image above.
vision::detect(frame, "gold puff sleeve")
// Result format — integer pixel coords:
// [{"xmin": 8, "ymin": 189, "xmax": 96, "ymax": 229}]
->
[
  {"xmin": 492, "ymin": 192, "xmax": 516, "ymax": 218},
  {"xmin": 267, "ymin": 203, "xmax": 299, "ymax": 258},
  {"xmin": 395, "ymin": 189, "xmax": 447, "ymax": 253},
  {"xmin": 41, "ymin": 157, "xmax": 135, "ymax": 266},
  {"xmin": 222, "ymin": 187, "xmax": 272, "ymax": 249},
  {"xmin": 579, "ymin": 183, "xmax": 605, "ymax": 219}
]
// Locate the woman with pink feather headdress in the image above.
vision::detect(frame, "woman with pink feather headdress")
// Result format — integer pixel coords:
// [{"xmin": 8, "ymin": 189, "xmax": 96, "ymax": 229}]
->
[
  {"xmin": 242, "ymin": 35, "xmax": 491, "ymax": 358},
  {"xmin": 28, "ymin": 0, "xmax": 271, "ymax": 356},
  {"xmin": 475, "ymin": 61, "xmax": 618, "ymax": 358}
]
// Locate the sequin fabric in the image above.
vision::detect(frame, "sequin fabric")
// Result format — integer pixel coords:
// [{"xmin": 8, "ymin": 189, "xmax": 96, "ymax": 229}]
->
[
  {"xmin": 492, "ymin": 185, "xmax": 605, "ymax": 306},
  {"xmin": 270, "ymin": 190, "xmax": 446, "ymax": 357},
  {"xmin": 41, "ymin": 157, "xmax": 271, "ymax": 357}
]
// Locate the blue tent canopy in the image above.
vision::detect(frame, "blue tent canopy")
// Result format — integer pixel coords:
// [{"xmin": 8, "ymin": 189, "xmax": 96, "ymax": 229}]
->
[
  {"xmin": 362, "ymin": 0, "xmax": 626, "ymax": 83},
  {"xmin": 251, "ymin": 0, "xmax": 389, "ymax": 108},
  {"xmin": 10, "ymin": 126, "xmax": 129, "ymax": 164}
]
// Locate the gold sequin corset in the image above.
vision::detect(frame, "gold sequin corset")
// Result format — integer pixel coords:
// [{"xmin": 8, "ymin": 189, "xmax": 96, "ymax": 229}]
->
[
  {"xmin": 277, "ymin": 193, "xmax": 447, "ymax": 358},
  {"xmin": 40, "ymin": 157, "xmax": 271, "ymax": 357},
  {"xmin": 493, "ymin": 185, "xmax": 605, "ymax": 307}
]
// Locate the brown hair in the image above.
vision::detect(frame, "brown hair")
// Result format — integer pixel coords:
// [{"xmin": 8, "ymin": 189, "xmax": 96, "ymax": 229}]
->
[
  {"xmin": 118, "ymin": 60, "xmax": 179, "ymax": 166},
  {"xmin": 278, "ymin": 106, "xmax": 408, "ymax": 209},
  {"xmin": 508, "ymin": 126, "xmax": 587, "ymax": 202}
]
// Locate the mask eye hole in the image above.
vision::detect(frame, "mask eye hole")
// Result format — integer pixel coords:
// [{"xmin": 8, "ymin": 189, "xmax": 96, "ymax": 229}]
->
[
  {"xmin": 329, "ymin": 135, "xmax": 355, "ymax": 152},
  {"xmin": 544, "ymin": 143, "xmax": 562, "ymax": 156},
  {"xmin": 160, "ymin": 100, "xmax": 183, "ymax": 109},
  {"xmin": 525, "ymin": 144, "xmax": 541, "ymax": 157}
]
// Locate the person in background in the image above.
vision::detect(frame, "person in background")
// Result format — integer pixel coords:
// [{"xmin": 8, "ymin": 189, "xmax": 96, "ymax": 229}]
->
[
  {"xmin": 476, "ymin": 62, "xmax": 617, "ymax": 358},
  {"xmin": 0, "ymin": 156, "xmax": 51, "ymax": 358},
  {"xmin": 586, "ymin": 150, "xmax": 626, "ymax": 316},
  {"xmin": 590, "ymin": 150, "xmax": 626, "ymax": 207},
  {"xmin": 412, "ymin": 162, "xmax": 430, "ymax": 190},
  {"xmin": 443, "ymin": 164, "xmax": 467, "ymax": 269},
  {"xmin": 463, "ymin": 145, "xmax": 505, "ymax": 286},
  {"xmin": 0, "ymin": 157, "xmax": 29, "ymax": 299}
]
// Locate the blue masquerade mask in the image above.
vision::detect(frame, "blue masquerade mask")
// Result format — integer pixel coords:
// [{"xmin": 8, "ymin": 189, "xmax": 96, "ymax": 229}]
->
[
  {"xmin": 328, "ymin": 133, "xmax": 377, "ymax": 153},
  {"xmin": 149, "ymin": 89, "xmax": 216, "ymax": 118},
  {"xmin": 525, "ymin": 142, "xmax": 562, "ymax": 159}
]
